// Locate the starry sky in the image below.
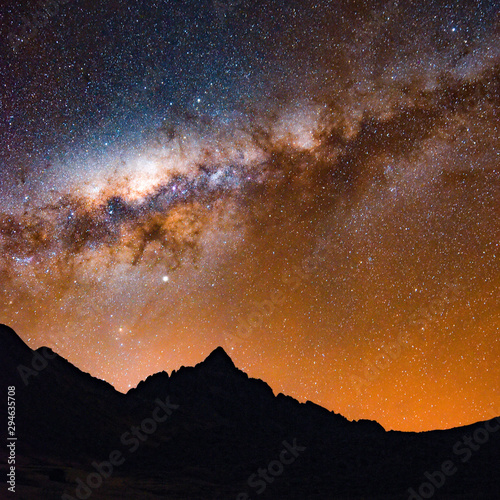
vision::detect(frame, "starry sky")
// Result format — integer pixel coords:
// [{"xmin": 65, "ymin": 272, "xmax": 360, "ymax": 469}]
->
[{"xmin": 1, "ymin": 0, "xmax": 499, "ymax": 432}]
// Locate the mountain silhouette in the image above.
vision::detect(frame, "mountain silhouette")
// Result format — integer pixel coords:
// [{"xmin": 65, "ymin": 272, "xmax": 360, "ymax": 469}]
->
[{"xmin": 0, "ymin": 323, "xmax": 499, "ymax": 499}]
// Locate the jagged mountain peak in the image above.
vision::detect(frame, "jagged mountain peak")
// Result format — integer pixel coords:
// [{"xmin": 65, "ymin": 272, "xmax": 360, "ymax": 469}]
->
[
  {"xmin": 1, "ymin": 323, "xmax": 499, "ymax": 498},
  {"xmin": 199, "ymin": 345, "xmax": 236, "ymax": 371}
]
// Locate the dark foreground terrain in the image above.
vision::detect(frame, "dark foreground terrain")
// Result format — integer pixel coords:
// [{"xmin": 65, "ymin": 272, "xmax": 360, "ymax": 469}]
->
[{"xmin": 0, "ymin": 324, "xmax": 499, "ymax": 499}]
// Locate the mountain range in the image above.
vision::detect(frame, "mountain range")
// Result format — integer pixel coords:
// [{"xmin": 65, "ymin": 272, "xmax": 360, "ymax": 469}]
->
[{"xmin": 0, "ymin": 323, "xmax": 499, "ymax": 499}]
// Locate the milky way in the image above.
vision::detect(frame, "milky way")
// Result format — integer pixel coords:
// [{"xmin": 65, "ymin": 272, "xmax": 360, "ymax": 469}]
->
[{"xmin": 1, "ymin": 0, "xmax": 499, "ymax": 431}]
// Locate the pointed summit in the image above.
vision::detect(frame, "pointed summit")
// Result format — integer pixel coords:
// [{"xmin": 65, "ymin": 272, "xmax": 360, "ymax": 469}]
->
[{"xmin": 201, "ymin": 346, "xmax": 236, "ymax": 371}]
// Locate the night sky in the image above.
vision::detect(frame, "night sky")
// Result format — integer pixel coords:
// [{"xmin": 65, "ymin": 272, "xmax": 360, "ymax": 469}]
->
[{"xmin": 1, "ymin": 0, "xmax": 499, "ymax": 432}]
